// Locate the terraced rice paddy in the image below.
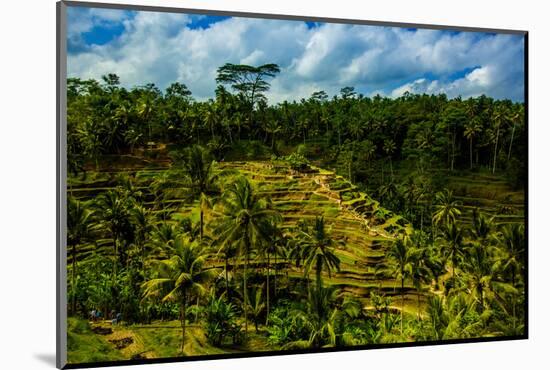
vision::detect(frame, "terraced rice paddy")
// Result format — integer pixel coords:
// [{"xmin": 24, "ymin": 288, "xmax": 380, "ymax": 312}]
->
[{"xmin": 68, "ymin": 159, "xmax": 428, "ymax": 312}]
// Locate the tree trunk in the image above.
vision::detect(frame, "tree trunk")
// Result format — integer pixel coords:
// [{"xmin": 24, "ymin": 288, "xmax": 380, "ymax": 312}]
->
[
  {"xmin": 400, "ymin": 277, "xmax": 404, "ymax": 335},
  {"xmin": 492, "ymin": 125, "xmax": 500, "ymax": 174},
  {"xmin": 225, "ymin": 256, "xmax": 230, "ymax": 299},
  {"xmin": 113, "ymin": 233, "xmax": 118, "ymax": 282},
  {"xmin": 508, "ymin": 123, "xmax": 516, "ymax": 160},
  {"xmin": 470, "ymin": 137, "xmax": 473, "ymax": 169},
  {"xmin": 228, "ymin": 126, "xmax": 233, "ymax": 144},
  {"xmin": 199, "ymin": 208, "xmax": 204, "ymax": 241},
  {"xmin": 417, "ymin": 291, "xmax": 421, "ymax": 321},
  {"xmin": 71, "ymin": 243, "xmax": 77, "ymax": 315},
  {"xmin": 451, "ymin": 132, "xmax": 455, "ymax": 171},
  {"xmin": 316, "ymin": 257, "xmax": 323, "ymax": 291},
  {"xmin": 273, "ymin": 254, "xmax": 277, "ymax": 301},
  {"xmin": 266, "ymin": 252, "xmax": 270, "ymax": 326},
  {"xmin": 180, "ymin": 298, "xmax": 187, "ymax": 353},
  {"xmin": 243, "ymin": 251, "xmax": 249, "ymax": 339}
]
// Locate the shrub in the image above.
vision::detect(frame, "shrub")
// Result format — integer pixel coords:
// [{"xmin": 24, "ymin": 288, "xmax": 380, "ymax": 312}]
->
[
  {"xmin": 203, "ymin": 293, "xmax": 241, "ymax": 346},
  {"xmin": 281, "ymin": 152, "xmax": 310, "ymax": 171}
]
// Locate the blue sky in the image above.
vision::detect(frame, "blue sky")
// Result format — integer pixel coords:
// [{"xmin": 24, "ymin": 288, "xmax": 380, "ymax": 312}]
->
[{"xmin": 67, "ymin": 6, "xmax": 525, "ymax": 102}]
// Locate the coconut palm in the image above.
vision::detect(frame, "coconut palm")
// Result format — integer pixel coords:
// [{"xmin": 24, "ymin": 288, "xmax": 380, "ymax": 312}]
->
[
  {"xmin": 507, "ymin": 105, "xmax": 524, "ymax": 160},
  {"xmin": 387, "ymin": 237, "xmax": 412, "ymax": 334},
  {"xmin": 464, "ymin": 119, "xmax": 481, "ymax": 169},
  {"xmin": 257, "ymin": 220, "xmax": 284, "ymax": 324},
  {"xmin": 439, "ymin": 221, "xmax": 465, "ymax": 280},
  {"xmin": 130, "ymin": 205, "xmax": 152, "ymax": 272},
  {"xmin": 426, "ymin": 295, "xmax": 448, "ymax": 340},
  {"xmin": 67, "ymin": 197, "xmax": 95, "ymax": 314},
  {"xmin": 470, "ymin": 208, "xmax": 495, "ymax": 243},
  {"xmin": 142, "ymin": 236, "xmax": 212, "ymax": 352},
  {"xmin": 383, "ymin": 139, "xmax": 397, "ymax": 179},
  {"xmin": 463, "ymin": 243, "xmax": 495, "ymax": 310},
  {"xmin": 490, "ymin": 106, "xmax": 507, "ymax": 174},
  {"xmin": 287, "ymin": 285, "xmax": 339, "ymax": 349},
  {"xmin": 214, "ymin": 176, "xmax": 281, "ymax": 338},
  {"xmin": 212, "ymin": 231, "xmax": 238, "ymax": 299},
  {"xmin": 94, "ymin": 190, "xmax": 134, "ymax": 281},
  {"xmin": 297, "ymin": 216, "xmax": 341, "ymax": 290},
  {"xmin": 409, "ymin": 247, "xmax": 431, "ymax": 320},
  {"xmin": 179, "ymin": 145, "xmax": 222, "ymax": 240},
  {"xmin": 137, "ymin": 94, "xmax": 154, "ymax": 141},
  {"xmin": 432, "ymin": 189, "xmax": 462, "ymax": 228},
  {"xmin": 244, "ymin": 286, "xmax": 266, "ymax": 333},
  {"xmin": 497, "ymin": 223, "xmax": 525, "ymax": 287}
]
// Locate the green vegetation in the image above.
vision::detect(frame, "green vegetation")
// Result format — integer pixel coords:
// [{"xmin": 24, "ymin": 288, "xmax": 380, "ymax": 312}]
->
[{"xmin": 66, "ymin": 65, "xmax": 525, "ymax": 364}]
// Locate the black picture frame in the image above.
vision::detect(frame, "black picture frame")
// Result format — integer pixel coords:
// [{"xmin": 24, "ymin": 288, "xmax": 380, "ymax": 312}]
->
[{"xmin": 57, "ymin": 1, "xmax": 528, "ymax": 368}]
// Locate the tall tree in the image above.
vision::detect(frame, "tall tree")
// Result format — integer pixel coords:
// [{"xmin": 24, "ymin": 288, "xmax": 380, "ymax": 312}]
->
[
  {"xmin": 142, "ymin": 236, "xmax": 212, "ymax": 352},
  {"xmin": 67, "ymin": 197, "xmax": 95, "ymax": 314},
  {"xmin": 439, "ymin": 221, "xmax": 465, "ymax": 280},
  {"xmin": 432, "ymin": 189, "xmax": 462, "ymax": 228},
  {"xmin": 388, "ymin": 237, "xmax": 411, "ymax": 334},
  {"xmin": 214, "ymin": 176, "xmax": 280, "ymax": 338},
  {"xmin": 177, "ymin": 145, "xmax": 221, "ymax": 240},
  {"xmin": 298, "ymin": 217, "xmax": 341, "ymax": 290},
  {"xmin": 216, "ymin": 63, "xmax": 280, "ymax": 132}
]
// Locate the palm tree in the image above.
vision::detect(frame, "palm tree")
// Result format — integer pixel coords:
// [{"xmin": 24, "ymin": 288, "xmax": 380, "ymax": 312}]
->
[
  {"xmin": 150, "ymin": 172, "xmax": 173, "ymax": 221},
  {"xmin": 383, "ymin": 139, "xmax": 397, "ymax": 179},
  {"xmin": 130, "ymin": 205, "xmax": 152, "ymax": 273},
  {"xmin": 387, "ymin": 237, "xmax": 411, "ymax": 334},
  {"xmin": 137, "ymin": 94, "xmax": 154, "ymax": 142},
  {"xmin": 213, "ymin": 231, "xmax": 238, "ymax": 299},
  {"xmin": 150, "ymin": 222, "xmax": 180, "ymax": 249},
  {"xmin": 439, "ymin": 221, "xmax": 465, "ymax": 280},
  {"xmin": 463, "ymin": 243, "xmax": 495, "ymax": 310},
  {"xmin": 495, "ymin": 224, "xmax": 525, "ymax": 328},
  {"xmin": 507, "ymin": 106, "xmax": 524, "ymax": 160},
  {"xmin": 179, "ymin": 145, "xmax": 221, "ymax": 240},
  {"xmin": 245, "ymin": 287, "xmax": 266, "ymax": 333},
  {"xmin": 470, "ymin": 208, "xmax": 494, "ymax": 243},
  {"xmin": 287, "ymin": 285, "xmax": 339, "ymax": 349},
  {"xmin": 203, "ymin": 103, "xmax": 218, "ymax": 142},
  {"xmin": 432, "ymin": 189, "xmax": 462, "ymax": 228},
  {"xmin": 214, "ymin": 176, "xmax": 280, "ymax": 338},
  {"xmin": 142, "ymin": 236, "xmax": 212, "ymax": 352},
  {"xmin": 497, "ymin": 224, "xmax": 525, "ymax": 287},
  {"xmin": 94, "ymin": 190, "xmax": 133, "ymax": 281},
  {"xmin": 257, "ymin": 220, "xmax": 284, "ymax": 324},
  {"xmin": 348, "ymin": 119, "xmax": 364, "ymax": 140},
  {"xmin": 67, "ymin": 197, "xmax": 95, "ymax": 314},
  {"xmin": 298, "ymin": 217, "xmax": 341, "ymax": 290},
  {"xmin": 409, "ymin": 247, "xmax": 430, "ymax": 320},
  {"xmin": 464, "ymin": 119, "xmax": 481, "ymax": 169},
  {"xmin": 264, "ymin": 119, "xmax": 282, "ymax": 149},
  {"xmin": 491, "ymin": 106, "xmax": 507, "ymax": 174},
  {"xmin": 426, "ymin": 295, "xmax": 448, "ymax": 340}
]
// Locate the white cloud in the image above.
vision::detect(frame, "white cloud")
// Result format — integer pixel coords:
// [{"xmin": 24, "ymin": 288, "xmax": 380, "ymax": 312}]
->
[{"xmin": 67, "ymin": 7, "xmax": 525, "ymax": 102}]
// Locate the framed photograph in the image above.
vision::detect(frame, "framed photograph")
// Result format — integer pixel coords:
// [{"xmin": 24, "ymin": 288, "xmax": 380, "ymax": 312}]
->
[{"xmin": 57, "ymin": 1, "xmax": 528, "ymax": 368}]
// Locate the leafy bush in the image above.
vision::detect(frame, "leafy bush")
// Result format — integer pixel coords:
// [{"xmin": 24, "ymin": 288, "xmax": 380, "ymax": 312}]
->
[
  {"xmin": 203, "ymin": 293, "xmax": 242, "ymax": 346},
  {"xmin": 281, "ymin": 152, "xmax": 310, "ymax": 171},
  {"xmin": 266, "ymin": 302, "xmax": 309, "ymax": 345}
]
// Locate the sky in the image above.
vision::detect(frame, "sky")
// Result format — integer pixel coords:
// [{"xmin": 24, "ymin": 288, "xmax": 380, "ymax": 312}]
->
[{"xmin": 66, "ymin": 6, "xmax": 525, "ymax": 103}]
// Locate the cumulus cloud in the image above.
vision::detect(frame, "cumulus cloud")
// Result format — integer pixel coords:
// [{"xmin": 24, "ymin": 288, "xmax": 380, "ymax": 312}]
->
[{"xmin": 67, "ymin": 7, "xmax": 525, "ymax": 102}]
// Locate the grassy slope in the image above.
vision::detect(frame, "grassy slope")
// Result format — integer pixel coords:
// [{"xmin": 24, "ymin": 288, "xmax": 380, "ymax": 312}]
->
[{"xmin": 67, "ymin": 318, "xmax": 278, "ymax": 363}]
